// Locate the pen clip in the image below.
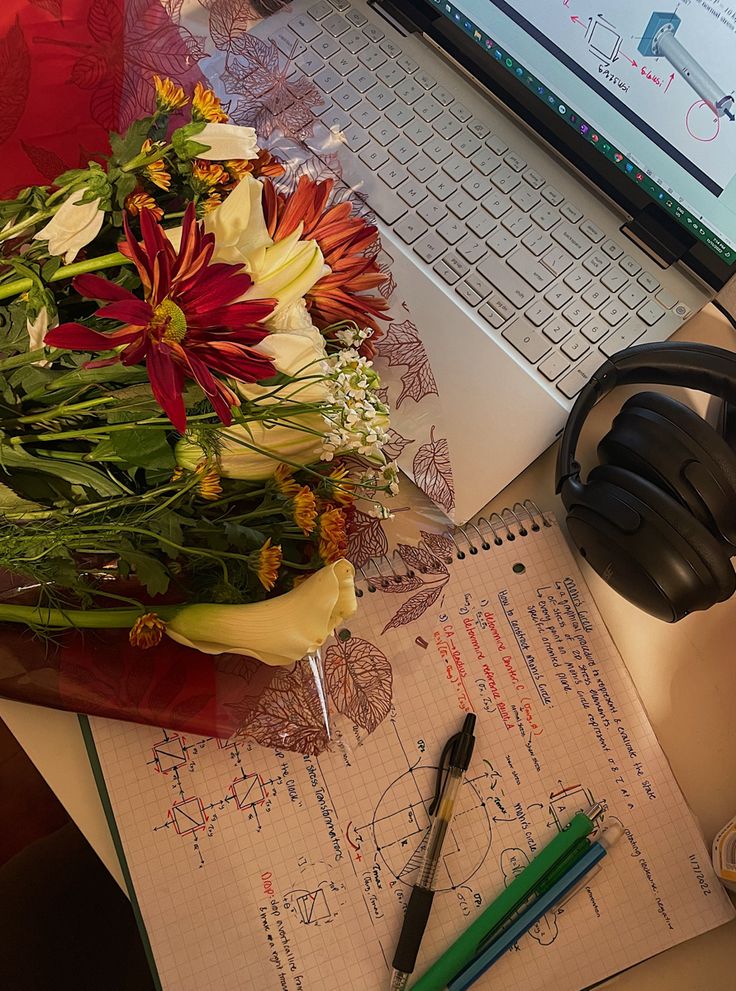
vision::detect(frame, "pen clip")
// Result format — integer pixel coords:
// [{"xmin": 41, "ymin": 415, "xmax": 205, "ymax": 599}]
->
[{"xmin": 428, "ymin": 733, "xmax": 459, "ymax": 816}]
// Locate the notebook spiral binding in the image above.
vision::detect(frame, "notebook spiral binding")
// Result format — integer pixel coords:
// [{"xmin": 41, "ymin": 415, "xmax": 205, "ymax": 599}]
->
[{"xmin": 355, "ymin": 499, "xmax": 551, "ymax": 595}]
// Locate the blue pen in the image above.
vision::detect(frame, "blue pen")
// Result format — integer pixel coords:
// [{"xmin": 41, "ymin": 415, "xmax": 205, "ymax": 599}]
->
[{"xmin": 448, "ymin": 825, "xmax": 624, "ymax": 991}]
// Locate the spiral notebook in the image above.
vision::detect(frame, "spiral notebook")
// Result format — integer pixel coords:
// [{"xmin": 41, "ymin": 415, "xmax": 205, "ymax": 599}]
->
[{"xmin": 83, "ymin": 504, "xmax": 733, "ymax": 991}]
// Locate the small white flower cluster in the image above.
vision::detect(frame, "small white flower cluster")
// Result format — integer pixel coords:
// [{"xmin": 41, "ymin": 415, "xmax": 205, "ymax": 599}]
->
[
  {"xmin": 333, "ymin": 323, "xmax": 371, "ymax": 349},
  {"xmin": 319, "ymin": 350, "xmax": 390, "ymax": 462}
]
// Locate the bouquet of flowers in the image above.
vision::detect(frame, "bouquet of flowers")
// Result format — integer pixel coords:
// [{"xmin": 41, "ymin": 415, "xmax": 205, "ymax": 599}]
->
[{"xmin": 0, "ymin": 77, "xmax": 397, "ymax": 743}]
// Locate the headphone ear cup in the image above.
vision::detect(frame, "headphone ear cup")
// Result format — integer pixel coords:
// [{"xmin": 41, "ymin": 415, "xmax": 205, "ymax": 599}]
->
[
  {"xmin": 564, "ymin": 465, "xmax": 735, "ymax": 621},
  {"xmin": 598, "ymin": 391, "xmax": 736, "ymax": 543}
]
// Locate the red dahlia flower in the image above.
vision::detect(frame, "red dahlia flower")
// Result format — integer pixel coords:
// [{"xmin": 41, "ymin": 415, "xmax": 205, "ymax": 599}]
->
[
  {"xmin": 262, "ymin": 176, "xmax": 390, "ymax": 347},
  {"xmin": 45, "ymin": 205, "xmax": 277, "ymax": 432}
]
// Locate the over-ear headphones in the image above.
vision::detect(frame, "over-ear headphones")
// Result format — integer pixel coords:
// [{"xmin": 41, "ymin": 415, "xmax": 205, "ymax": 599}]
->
[{"xmin": 555, "ymin": 342, "xmax": 736, "ymax": 622}]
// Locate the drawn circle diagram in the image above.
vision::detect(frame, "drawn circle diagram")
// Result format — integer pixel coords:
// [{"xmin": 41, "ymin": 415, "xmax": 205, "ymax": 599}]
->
[
  {"xmin": 686, "ymin": 100, "xmax": 721, "ymax": 143},
  {"xmin": 370, "ymin": 765, "xmax": 492, "ymax": 892}
]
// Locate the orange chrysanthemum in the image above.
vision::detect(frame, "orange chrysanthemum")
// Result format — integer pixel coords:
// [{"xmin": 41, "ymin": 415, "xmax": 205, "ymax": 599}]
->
[
  {"xmin": 129, "ymin": 612, "xmax": 166, "ymax": 649},
  {"xmin": 292, "ymin": 486, "xmax": 318, "ymax": 535},
  {"xmin": 192, "ymin": 81, "xmax": 228, "ymax": 123},
  {"xmin": 253, "ymin": 538, "xmax": 282, "ymax": 591},
  {"xmin": 153, "ymin": 75, "xmax": 188, "ymax": 113},
  {"xmin": 197, "ymin": 465, "xmax": 222, "ymax": 501},
  {"xmin": 191, "ymin": 160, "xmax": 229, "ymax": 192},
  {"xmin": 141, "ymin": 139, "xmax": 171, "ymax": 191},
  {"xmin": 325, "ymin": 466, "xmax": 355, "ymax": 508},
  {"xmin": 318, "ymin": 507, "xmax": 348, "ymax": 563},
  {"xmin": 262, "ymin": 176, "xmax": 389, "ymax": 343},
  {"xmin": 124, "ymin": 190, "xmax": 163, "ymax": 221},
  {"xmin": 273, "ymin": 463, "xmax": 300, "ymax": 498}
]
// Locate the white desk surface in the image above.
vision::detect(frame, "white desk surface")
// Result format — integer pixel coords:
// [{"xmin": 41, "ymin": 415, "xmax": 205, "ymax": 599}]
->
[{"xmin": 2, "ymin": 306, "xmax": 735, "ymax": 989}]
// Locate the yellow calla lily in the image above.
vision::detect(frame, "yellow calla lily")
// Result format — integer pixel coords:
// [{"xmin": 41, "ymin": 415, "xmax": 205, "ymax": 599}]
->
[{"xmin": 164, "ymin": 559, "xmax": 356, "ymax": 664}]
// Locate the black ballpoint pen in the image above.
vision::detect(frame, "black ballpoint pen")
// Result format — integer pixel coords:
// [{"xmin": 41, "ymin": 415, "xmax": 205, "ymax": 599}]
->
[{"xmin": 389, "ymin": 713, "xmax": 477, "ymax": 991}]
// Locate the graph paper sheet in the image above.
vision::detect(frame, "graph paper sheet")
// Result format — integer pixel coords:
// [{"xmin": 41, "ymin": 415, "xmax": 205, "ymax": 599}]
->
[{"xmin": 86, "ymin": 517, "xmax": 733, "ymax": 991}]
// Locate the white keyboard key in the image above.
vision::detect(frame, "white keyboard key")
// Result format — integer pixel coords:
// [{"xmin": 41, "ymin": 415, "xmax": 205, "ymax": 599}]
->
[
  {"xmin": 580, "ymin": 219, "xmax": 605, "ymax": 243},
  {"xmin": 377, "ymin": 61, "xmax": 405, "ymax": 87},
  {"xmin": 479, "ymin": 303, "xmax": 505, "ymax": 328},
  {"xmin": 656, "ymin": 289, "xmax": 678, "ymax": 309},
  {"xmin": 466, "ymin": 271, "xmax": 493, "ymax": 298},
  {"xmin": 561, "ymin": 333, "xmax": 590, "ymax": 360},
  {"xmin": 541, "ymin": 185, "xmax": 563, "ymax": 205},
  {"xmin": 504, "ymin": 151, "xmax": 526, "ymax": 172},
  {"xmin": 319, "ymin": 105, "xmax": 350, "ymax": 131},
  {"xmin": 482, "ymin": 192, "xmax": 511, "ymax": 219},
  {"xmin": 435, "ymin": 112, "xmax": 462, "ymax": 140},
  {"xmin": 352, "ymin": 103, "xmax": 379, "ymax": 128},
  {"xmin": 415, "ymin": 95, "xmax": 443, "ymax": 123},
  {"xmin": 297, "ymin": 50, "xmax": 325, "ymax": 75},
  {"xmin": 314, "ymin": 66, "xmax": 343, "ymax": 93},
  {"xmin": 451, "ymin": 101, "xmax": 472, "ymax": 121},
  {"xmin": 526, "ymin": 300, "xmax": 554, "ymax": 326},
  {"xmin": 466, "ymin": 210, "xmax": 496, "ymax": 239},
  {"xmin": 389, "ymin": 136, "xmax": 418, "ymax": 164},
  {"xmin": 347, "ymin": 8, "xmax": 368, "ymax": 25},
  {"xmin": 582, "ymin": 251, "xmax": 610, "ymax": 276},
  {"xmin": 530, "ymin": 204, "xmax": 559, "ymax": 230},
  {"xmin": 581, "ymin": 318, "xmax": 609, "ymax": 343},
  {"xmin": 551, "ymin": 222, "xmax": 588, "ymax": 259},
  {"xmin": 462, "ymin": 173, "xmax": 493, "ymax": 200},
  {"xmin": 379, "ymin": 161, "xmax": 408, "ymax": 188},
  {"xmin": 415, "ymin": 70, "xmax": 436, "ymax": 90},
  {"xmin": 618, "ymin": 283, "xmax": 646, "ymax": 309},
  {"xmin": 470, "ymin": 148, "xmax": 500, "ymax": 176},
  {"xmin": 456, "ymin": 281, "xmax": 483, "ymax": 306},
  {"xmin": 638, "ymin": 299, "xmax": 666, "ymax": 326},
  {"xmin": 444, "ymin": 252, "xmax": 470, "ymax": 278},
  {"xmin": 477, "ymin": 256, "xmax": 535, "ymax": 306},
  {"xmin": 433, "ymin": 258, "xmax": 459, "ymax": 284},
  {"xmin": 290, "ymin": 13, "xmax": 321, "ymax": 41},
  {"xmin": 601, "ymin": 267, "xmax": 628, "ymax": 292},
  {"xmin": 673, "ymin": 302, "xmax": 691, "ymax": 319},
  {"xmin": 502, "ymin": 211, "xmax": 532, "ymax": 237},
  {"xmin": 581, "ymin": 283, "xmax": 610, "ymax": 309},
  {"xmin": 373, "ymin": 120, "xmax": 399, "ymax": 146},
  {"xmin": 417, "ymin": 198, "xmax": 446, "ymax": 226},
  {"xmin": 308, "ymin": 1, "xmax": 332, "ymax": 19},
  {"xmin": 362, "ymin": 20, "xmax": 385, "ymax": 42},
  {"xmin": 424, "ymin": 138, "xmax": 451, "ymax": 163},
  {"xmin": 522, "ymin": 228, "xmax": 552, "ymax": 256},
  {"xmin": 468, "ymin": 119, "xmax": 490, "ymax": 139},
  {"xmin": 405, "ymin": 118, "xmax": 432, "ymax": 144},
  {"xmin": 451, "ymin": 133, "xmax": 482, "ymax": 158},
  {"xmin": 271, "ymin": 27, "xmax": 305, "ymax": 57},
  {"xmin": 437, "ymin": 216, "xmax": 465, "ymax": 244},
  {"xmin": 599, "ymin": 318, "xmax": 647, "ymax": 356},
  {"xmin": 386, "ymin": 102, "xmax": 414, "ymax": 128},
  {"xmin": 523, "ymin": 168, "xmax": 545, "ymax": 189},
  {"xmin": 443, "ymin": 156, "xmax": 472, "ymax": 182},
  {"xmin": 560, "ymin": 202, "xmax": 583, "ymax": 223},
  {"xmin": 456, "ymin": 233, "xmax": 487, "ymax": 265},
  {"xmin": 557, "ymin": 352, "xmax": 604, "ymax": 397},
  {"xmin": 539, "ymin": 351, "xmax": 570, "ymax": 381},
  {"xmin": 366, "ymin": 83, "xmax": 394, "ymax": 110},
  {"xmin": 414, "ymin": 232, "xmax": 446, "ymax": 263},
  {"xmin": 333, "ymin": 156, "xmax": 406, "ymax": 224},
  {"xmin": 542, "ymin": 245, "xmax": 574, "ymax": 276},
  {"xmin": 544, "ymin": 283, "xmax": 573, "ymax": 309},
  {"xmin": 409, "ymin": 155, "xmax": 437, "ymax": 183},
  {"xmin": 323, "ymin": 12, "xmax": 349, "ymax": 35},
  {"xmin": 331, "ymin": 51, "xmax": 359, "ymax": 75},
  {"xmin": 358, "ymin": 43, "xmax": 385, "ymax": 66},
  {"xmin": 426, "ymin": 172, "xmax": 453, "ymax": 199},
  {"xmin": 381, "ymin": 39, "xmax": 401, "ymax": 57},
  {"xmin": 397, "ymin": 53, "xmax": 419, "ymax": 72},
  {"xmin": 333, "ymin": 83, "xmax": 361, "ymax": 110},
  {"xmin": 397, "ymin": 180, "xmax": 427, "ymax": 208},
  {"xmin": 491, "ymin": 166, "xmax": 521, "ymax": 193},
  {"xmin": 341, "ymin": 123, "xmax": 369, "ymax": 152},
  {"xmin": 350, "ymin": 67, "xmax": 378, "ymax": 93},
  {"xmin": 563, "ymin": 267, "xmax": 592, "ymax": 292},
  {"xmin": 486, "ymin": 228, "xmax": 515, "ymax": 257},
  {"xmin": 394, "ymin": 214, "xmax": 428, "ymax": 244},
  {"xmin": 312, "ymin": 34, "xmax": 341, "ymax": 59},
  {"xmin": 638, "ymin": 271, "xmax": 660, "ymax": 292},
  {"xmin": 486, "ymin": 291, "xmax": 515, "ymax": 321},
  {"xmin": 600, "ymin": 300, "xmax": 627, "ymax": 325},
  {"xmin": 620, "ymin": 255, "xmax": 641, "ymax": 276},
  {"xmin": 562, "ymin": 300, "xmax": 591, "ymax": 326},
  {"xmin": 486, "ymin": 133, "xmax": 507, "ymax": 155},
  {"xmin": 396, "ymin": 78, "xmax": 424, "ymax": 104},
  {"xmin": 359, "ymin": 142, "xmax": 389, "ymax": 169},
  {"xmin": 447, "ymin": 190, "xmax": 476, "ymax": 219},
  {"xmin": 503, "ymin": 318, "xmax": 551, "ymax": 363},
  {"xmin": 433, "ymin": 84, "xmax": 453, "ymax": 105},
  {"xmin": 543, "ymin": 318, "xmax": 570, "ymax": 343},
  {"xmin": 511, "ymin": 186, "xmax": 541, "ymax": 212},
  {"xmin": 601, "ymin": 239, "xmax": 623, "ymax": 259}
]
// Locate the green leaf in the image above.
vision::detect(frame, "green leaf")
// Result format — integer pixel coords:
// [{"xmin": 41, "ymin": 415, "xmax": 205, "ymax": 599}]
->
[
  {"xmin": 111, "ymin": 426, "xmax": 175, "ymax": 469},
  {"xmin": 117, "ymin": 548, "xmax": 170, "ymax": 596},
  {"xmin": 171, "ymin": 121, "xmax": 207, "ymax": 161},
  {"xmin": 109, "ymin": 118, "xmax": 155, "ymax": 166},
  {"xmin": 0, "ymin": 443, "xmax": 126, "ymax": 497},
  {"xmin": 113, "ymin": 173, "xmax": 138, "ymax": 208},
  {"xmin": 223, "ymin": 522, "xmax": 266, "ymax": 551},
  {"xmin": 148, "ymin": 510, "xmax": 185, "ymax": 547},
  {"xmin": 41, "ymin": 257, "xmax": 62, "ymax": 281}
]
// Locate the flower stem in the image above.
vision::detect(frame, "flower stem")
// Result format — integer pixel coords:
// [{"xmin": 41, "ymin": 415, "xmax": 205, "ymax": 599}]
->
[
  {"xmin": 0, "ymin": 603, "xmax": 179, "ymax": 630},
  {"xmin": 0, "ymin": 251, "xmax": 130, "ymax": 301}
]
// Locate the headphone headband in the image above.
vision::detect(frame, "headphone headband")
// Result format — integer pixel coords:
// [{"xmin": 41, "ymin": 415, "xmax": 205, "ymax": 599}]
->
[{"xmin": 556, "ymin": 342, "xmax": 736, "ymax": 501}]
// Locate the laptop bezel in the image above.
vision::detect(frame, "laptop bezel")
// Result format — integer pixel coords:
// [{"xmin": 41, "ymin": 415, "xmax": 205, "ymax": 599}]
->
[{"xmin": 376, "ymin": 0, "xmax": 735, "ymax": 291}]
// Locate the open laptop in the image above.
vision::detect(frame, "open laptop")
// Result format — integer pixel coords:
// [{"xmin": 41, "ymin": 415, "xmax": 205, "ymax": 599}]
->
[{"xmin": 248, "ymin": 0, "xmax": 736, "ymax": 521}]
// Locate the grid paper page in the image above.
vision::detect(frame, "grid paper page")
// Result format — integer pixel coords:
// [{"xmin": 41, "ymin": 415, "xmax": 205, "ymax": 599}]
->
[{"xmin": 88, "ymin": 517, "xmax": 733, "ymax": 991}]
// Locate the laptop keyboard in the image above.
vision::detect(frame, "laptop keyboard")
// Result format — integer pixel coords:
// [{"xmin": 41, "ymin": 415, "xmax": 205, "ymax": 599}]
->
[{"xmin": 278, "ymin": 0, "xmax": 692, "ymax": 399}]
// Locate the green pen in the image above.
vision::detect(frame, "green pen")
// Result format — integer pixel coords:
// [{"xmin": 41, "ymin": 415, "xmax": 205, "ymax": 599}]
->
[{"xmin": 409, "ymin": 803, "xmax": 604, "ymax": 991}]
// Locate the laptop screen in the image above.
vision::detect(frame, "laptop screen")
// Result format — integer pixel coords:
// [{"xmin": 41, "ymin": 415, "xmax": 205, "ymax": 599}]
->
[{"xmin": 431, "ymin": 1, "xmax": 736, "ymax": 263}]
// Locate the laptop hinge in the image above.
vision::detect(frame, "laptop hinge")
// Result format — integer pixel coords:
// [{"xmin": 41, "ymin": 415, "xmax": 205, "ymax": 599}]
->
[
  {"xmin": 368, "ymin": 1, "xmax": 425, "ymax": 35},
  {"xmin": 621, "ymin": 203, "xmax": 696, "ymax": 269}
]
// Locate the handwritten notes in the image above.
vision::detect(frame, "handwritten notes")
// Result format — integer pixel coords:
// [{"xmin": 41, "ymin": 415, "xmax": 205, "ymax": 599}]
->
[{"xmin": 87, "ymin": 518, "xmax": 732, "ymax": 991}]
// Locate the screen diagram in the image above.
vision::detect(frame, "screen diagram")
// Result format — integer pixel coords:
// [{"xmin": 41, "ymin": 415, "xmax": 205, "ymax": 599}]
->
[{"xmin": 497, "ymin": 0, "xmax": 736, "ymax": 193}]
